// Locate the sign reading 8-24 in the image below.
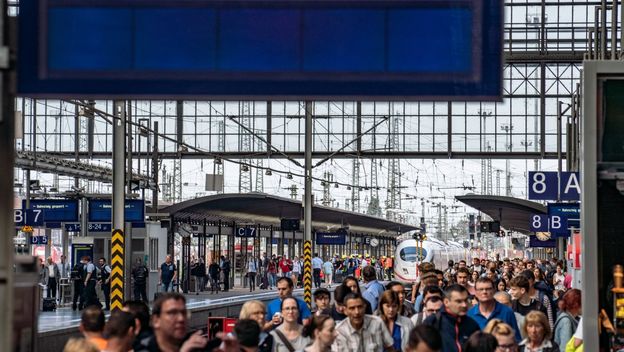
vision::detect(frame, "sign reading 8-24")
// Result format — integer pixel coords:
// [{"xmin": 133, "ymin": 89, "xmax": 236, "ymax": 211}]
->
[{"xmin": 528, "ymin": 171, "xmax": 580, "ymax": 201}]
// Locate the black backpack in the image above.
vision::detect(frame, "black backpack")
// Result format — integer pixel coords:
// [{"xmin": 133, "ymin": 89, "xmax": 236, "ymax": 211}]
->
[{"xmin": 71, "ymin": 262, "xmax": 85, "ymax": 280}]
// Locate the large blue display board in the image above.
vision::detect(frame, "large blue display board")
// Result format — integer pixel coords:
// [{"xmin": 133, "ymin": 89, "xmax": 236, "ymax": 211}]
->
[
  {"xmin": 547, "ymin": 203, "xmax": 580, "ymax": 237},
  {"xmin": 23, "ymin": 199, "xmax": 79, "ymax": 222},
  {"xmin": 316, "ymin": 232, "xmax": 347, "ymax": 245},
  {"xmin": 88, "ymin": 199, "xmax": 145, "ymax": 223},
  {"xmin": 19, "ymin": 0, "xmax": 502, "ymax": 100}
]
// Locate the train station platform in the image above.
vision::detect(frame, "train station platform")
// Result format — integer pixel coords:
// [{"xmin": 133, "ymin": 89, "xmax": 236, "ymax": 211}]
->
[{"xmin": 38, "ymin": 285, "xmax": 323, "ymax": 351}]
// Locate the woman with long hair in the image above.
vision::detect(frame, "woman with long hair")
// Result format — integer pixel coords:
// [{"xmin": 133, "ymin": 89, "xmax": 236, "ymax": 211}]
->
[
  {"xmin": 376, "ymin": 290, "xmax": 413, "ymax": 352},
  {"xmin": 484, "ymin": 319, "xmax": 518, "ymax": 352},
  {"xmin": 533, "ymin": 268, "xmax": 545, "ymax": 284},
  {"xmin": 497, "ymin": 279, "xmax": 508, "ymax": 293},
  {"xmin": 519, "ymin": 311, "xmax": 559, "ymax": 352},
  {"xmin": 468, "ymin": 270, "xmax": 480, "ymax": 296},
  {"xmin": 240, "ymin": 300, "xmax": 273, "ymax": 352},
  {"xmin": 553, "ymin": 289, "xmax": 581, "ymax": 352},
  {"xmin": 270, "ymin": 297, "xmax": 311, "ymax": 352},
  {"xmin": 340, "ymin": 276, "xmax": 372, "ymax": 314},
  {"xmin": 301, "ymin": 315, "xmax": 337, "ymax": 352}
]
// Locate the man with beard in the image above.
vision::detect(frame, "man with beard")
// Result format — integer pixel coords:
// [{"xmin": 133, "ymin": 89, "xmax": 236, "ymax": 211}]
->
[
  {"xmin": 135, "ymin": 293, "xmax": 208, "ymax": 352},
  {"xmin": 424, "ymin": 284, "xmax": 480, "ymax": 352}
]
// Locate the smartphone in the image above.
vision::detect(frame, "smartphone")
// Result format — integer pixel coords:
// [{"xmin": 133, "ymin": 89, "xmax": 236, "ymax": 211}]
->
[{"xmin": 204, "ymin": 337, "xmax": 222, "ymax": 351}]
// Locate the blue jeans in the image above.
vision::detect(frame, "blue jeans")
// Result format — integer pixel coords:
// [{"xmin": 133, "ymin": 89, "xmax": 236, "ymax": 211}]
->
[
  {"xmin": 162, "ymin": 281, "xmax": 174, "ymax": 292},
  {"xmin": 268, "ymin": 273, "xmax": 277, "ymax": 288}
]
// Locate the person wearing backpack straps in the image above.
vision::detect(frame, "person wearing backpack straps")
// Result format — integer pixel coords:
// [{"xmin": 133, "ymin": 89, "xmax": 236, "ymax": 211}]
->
[
  {"xmin": 270, "ymin": 297, "xmax": 311, "ymax": 352},
  {"xmin": 520, "ymin": 269, "xmax": 555, "ymax": 328},
  {"xmin": 509, "ymin": 275, "xmax": 548, "ymax": 319},
  {"xmin": 411, "ymin": 295, "xmax": 443, "ymax": 326},
  {"xmin": 553, "ymin": 289, "xmax": 581, "ymax": 352}
]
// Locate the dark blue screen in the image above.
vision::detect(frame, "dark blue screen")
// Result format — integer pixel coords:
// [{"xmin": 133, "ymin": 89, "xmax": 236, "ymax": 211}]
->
[
  {"xmin": 48, "ymin": 8, "xmax": 133, "ymax": 70},
  {"xmin": 135, "ymin": 9, "xmax": 218, "ymax": 70},
  {"xmin": 388, "ymin": 9, "xmax": 472, "ymax": 72},
  {"xmin": 303, "ymin": 9, "xmax": 385, "ymax": 72},
  {"xmin": 218, "ymin": 9, "xmax": 300, "ymax": 71},
  {"xmin": 46, "ymin": 4, "xmax": 473, "ymax": 74},
  {"xmin": 20, "ymin": 0, "xmax": 502, "ymax": 99}
]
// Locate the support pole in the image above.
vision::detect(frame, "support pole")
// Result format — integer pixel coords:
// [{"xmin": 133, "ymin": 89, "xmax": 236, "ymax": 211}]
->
[
  {"xmin": 152, "ymin": 121, "xmax": 159, "ymax": 212},
  {"xmin": 303, "ymin": 101, "xmax": 313, "ymax": 307},
  {"xmin": 0, "ymin": 7, "xmax": 15, "ymax": 344},
  {"xmin": 556, "ymin": 101, "xmax": 565, "ymax": 259},
  {"xmin": 557, "ymin": 101, "xmax": 563, "ymax": 175},
  {"xmin": 111, "ymin": 101, "xmax": 126, "ymax": 310}
]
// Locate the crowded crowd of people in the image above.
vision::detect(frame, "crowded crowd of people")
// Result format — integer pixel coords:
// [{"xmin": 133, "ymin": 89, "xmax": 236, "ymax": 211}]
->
[{"xmin": 61, "ymin": 254, "xmax": 582, "ymax": 352}]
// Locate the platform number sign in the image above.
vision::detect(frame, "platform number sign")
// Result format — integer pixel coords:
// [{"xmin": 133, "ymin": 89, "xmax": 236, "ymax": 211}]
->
[
  {"xmin": 30, "ymin": 236, "xmax": 48, "ymax": 245},
  {"xmin": 14, "ymin": 209, "xmax": 44, "ymax": 226},
  {"xmin": 528, "ymin": 171, "xmax": 580, "ymax": 201},
  {"xmin": 529, "ymin": 214, "xmax": 549, "ymax": 232},
  {"xmin": 236, "ymin": 227, "xmax": 256, "ymax": 238},
  {"xmin": 559, "ymin": 172, "xmax": 581, "ymax": 201}
]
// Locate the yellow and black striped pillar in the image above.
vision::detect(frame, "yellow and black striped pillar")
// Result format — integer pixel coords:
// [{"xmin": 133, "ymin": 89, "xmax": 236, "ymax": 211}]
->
[
  {"xmin": 111, "ymin": 229, "xmax": 124, "ymax": 311},
  {"xmin": 303, "ymin": 240, "xmax": 313, "ymax": 306}
]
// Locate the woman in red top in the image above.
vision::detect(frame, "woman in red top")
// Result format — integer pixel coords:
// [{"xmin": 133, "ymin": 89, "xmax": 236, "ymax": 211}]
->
[
  {"xmin": 279, "ymin": 256, "xmax": 292, "ymax": 278},
  {"xmin": 268, "ymin": 259, "xmax": 277, "ymax": 289}
]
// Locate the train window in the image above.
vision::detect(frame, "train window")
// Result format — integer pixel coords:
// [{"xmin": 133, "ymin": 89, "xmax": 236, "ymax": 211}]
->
[{"xmin": 400, "ymin": 247, "xmax": 427, "ymax": 262}]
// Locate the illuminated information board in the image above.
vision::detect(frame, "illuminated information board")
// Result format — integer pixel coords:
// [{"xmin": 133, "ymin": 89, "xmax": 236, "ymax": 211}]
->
[{"xmin": 19, "ymin": 0, "xmax": 502, "ymax": 99}]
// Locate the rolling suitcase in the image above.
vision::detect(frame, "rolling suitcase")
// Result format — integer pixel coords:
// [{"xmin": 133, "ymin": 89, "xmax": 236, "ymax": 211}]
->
[{"xmin": 42, "ymin": 298, "xmax": 56, "ymax": 311}]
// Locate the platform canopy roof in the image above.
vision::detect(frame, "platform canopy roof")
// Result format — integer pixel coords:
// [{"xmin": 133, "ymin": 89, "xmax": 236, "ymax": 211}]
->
[
  {"xmin": 455, "ymin": 194, "xmax": 547, "ymax": 234},
  {"xmin": 162, "ymin": 192, "xmax": 417, "ymax": 237}
]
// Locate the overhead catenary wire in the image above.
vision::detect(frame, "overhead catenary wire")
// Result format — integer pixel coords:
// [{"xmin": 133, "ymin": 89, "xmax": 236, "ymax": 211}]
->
[{"xmin": 63, "ymin": 99, "xmax": 393, "ymax": 192}]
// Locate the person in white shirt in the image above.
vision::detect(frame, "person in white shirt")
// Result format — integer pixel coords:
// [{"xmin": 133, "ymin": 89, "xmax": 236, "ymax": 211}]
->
[
  {"xmin": 292, "ymin": 256, "xmax": 302, "ymax": 287},
  {"xmin": 45, "ymin": 256, "xmax": 60, "ymax": 299},
  {"xmin": 553, "ymin": 265, "xmax": 566, "ymax": 291}
]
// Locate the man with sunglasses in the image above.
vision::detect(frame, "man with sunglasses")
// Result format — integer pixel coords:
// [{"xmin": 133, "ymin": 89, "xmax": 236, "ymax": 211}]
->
[
  {"xmin": 411, "ymin": 295, "xmax": 443, "ymax": 326},
  {"xmin": 468, "ymin": 277, "xmax": 521, "ymax": 341}
]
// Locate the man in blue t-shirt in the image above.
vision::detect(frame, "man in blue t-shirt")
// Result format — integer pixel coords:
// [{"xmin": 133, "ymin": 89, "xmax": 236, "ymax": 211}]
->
[
  {"xmin": 266, "ymin": 276, "xmax": 311, "ymax": 328},
  {"xmin": 468, "ymin": 277, "xmax": 521, "ymax": 341},
  {"xmin": 362, "ymin": 265, "xmax": 385, "ymax": 312},
  {"xmin": 159, "ymin": 255, "xmax": 177, "ymax": 292}
]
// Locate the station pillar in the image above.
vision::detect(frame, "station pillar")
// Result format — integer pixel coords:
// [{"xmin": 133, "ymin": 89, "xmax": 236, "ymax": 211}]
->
[
  {"xmin": 303, "ymin": 101, "xmax": 313, "ymax": 307},
  {"xmin": 111, "ymin": 100, "xmax": 126, "ymax": 310}
]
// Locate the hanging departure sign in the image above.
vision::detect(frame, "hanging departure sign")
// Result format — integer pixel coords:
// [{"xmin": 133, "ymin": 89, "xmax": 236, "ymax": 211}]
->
[{"xmin": 19, "ymin": 0, "xmax": 502, "ymax": 100}]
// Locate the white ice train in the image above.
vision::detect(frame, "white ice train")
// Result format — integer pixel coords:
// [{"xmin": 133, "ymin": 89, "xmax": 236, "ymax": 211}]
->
[{"xmin": 393, "ymin": 235, "xmax": 474, "ymax": 283}]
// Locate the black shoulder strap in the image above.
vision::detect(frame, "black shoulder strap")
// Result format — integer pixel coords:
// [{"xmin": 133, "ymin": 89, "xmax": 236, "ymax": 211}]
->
[
  {"xmin": 274, "ymin": 329, "xmax": 296, "ymax": 352},
  {"xmin": 434, "ymin": 312, "xmax": 443, "ymax": 332}
]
